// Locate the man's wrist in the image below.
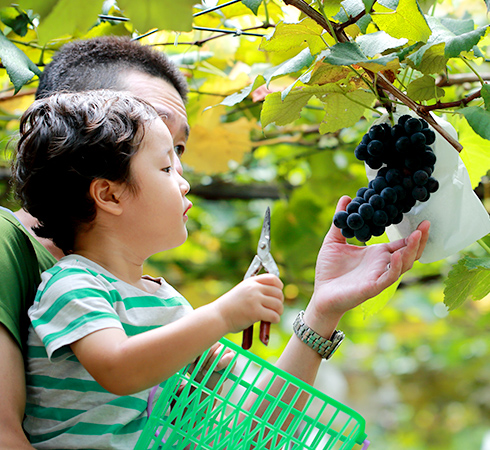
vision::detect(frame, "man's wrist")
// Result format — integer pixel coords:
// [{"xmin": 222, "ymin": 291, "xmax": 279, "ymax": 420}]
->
[{"xmin": 303, "ymin": 304, "xmax": 343, "ymax": 339}]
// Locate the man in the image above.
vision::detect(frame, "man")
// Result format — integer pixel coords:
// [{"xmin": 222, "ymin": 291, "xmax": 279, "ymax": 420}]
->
[{"xmin": 0, "ymin": 36, "xmax": 429, "ymax": 448}]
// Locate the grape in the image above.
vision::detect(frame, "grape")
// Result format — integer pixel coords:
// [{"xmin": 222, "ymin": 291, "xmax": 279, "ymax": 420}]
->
[
  {"xmin": 333, "ymin": 115, "xmax": 440, "ymax": 243},
  {"xmin": 426, "ymin": 177, "xmax": 439, "ymax": 193},
  {"xmin": 357, "ymin": 187, "xmax": 368, "ymax": 197},
  {"xmin": 364, "ymin": 188, "xmax": 376, "ymax": 201},
  {"xmin": 347, "ymin": 213, "xmax": 364, "ymax": 230},
  {"xmin": 342, "ymin": 227, "xmax": 355, "ymax": 239},
  {"xmin": 346, "ymin": 201, "xmax": 361, "ymax": 214},
  {"xmin": 355, "ymin": 224, "xmax": 372, "ymax": 242},
  {"xmin": 386, "ymin": 169, "xmax": 402, "ymax": 186},
  {"xmin": 372, "ymin": 176, "xmax": 388, "ymax": 193},
  {"xmin": 333, "ymin": 211, "xmax": 349, "ymax": 228},
  {"xmin": 381, "ymin": 187, "xmax": 397, "ymax": 204},
  {"xmin": 422, "ymin": 128, "xmax": 436, "ymax": 145},
  {"xmin": 404, "ymin": 117, "xmax": 423, "ymax": 134},
  {"xmin": 372, "ymin": 210, "xmax": 388, "ymax": 226},
  {"xmin": 367, "ymin": 140, "xmax": 384, "ymax": 157},
  {"xmin": 395, "ymin": 136, "xmax": 410, "ymax": 153},
  {"xmin": 355, "ymin": 144, "xmax": 369, "ymax": 161},
  {"xmin": 410, "ymin": 132, "xmax": 426, "ymax": 147},
  {"xmin": 359, "ymin": 203, "xmax": 374, "ymax": 220},
  {"xmin": 368, "ymin": 125, "xmax": 385, "ymax": 141},
  {"xmin": 413, "ymin": 170, "xmax": 429, "ymax": 186},
  {"xmin": 412, "ymin": 186, "xmax": 428, "ymax": 201},
  {"xmin": 369, "ymin": 194, "xmax": 385, "ymax": 210}
]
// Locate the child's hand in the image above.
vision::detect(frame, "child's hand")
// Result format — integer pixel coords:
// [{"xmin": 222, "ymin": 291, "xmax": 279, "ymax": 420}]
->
[
  {"xmin": 214, "ymin": 274, "xmax": 284, "ymax": 334},
  {"xmin": 191, "ymin": 342, "xmax": 236, "ymax": 390}
]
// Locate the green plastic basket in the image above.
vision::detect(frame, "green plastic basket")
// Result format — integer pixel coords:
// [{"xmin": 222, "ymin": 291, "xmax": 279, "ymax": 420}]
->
[{"xmin": 136, "ymin": 338, "xmax": 369, "ymax": 450}]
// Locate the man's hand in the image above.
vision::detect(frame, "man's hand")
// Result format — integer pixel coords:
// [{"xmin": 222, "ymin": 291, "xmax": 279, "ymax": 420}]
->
[{"xmin": 307, "ymin": 195, "xmax": 430, "ymax": 325}]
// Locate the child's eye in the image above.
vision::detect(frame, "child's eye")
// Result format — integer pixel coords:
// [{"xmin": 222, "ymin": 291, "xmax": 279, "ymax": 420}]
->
[{"xmin": 162, "ymin": 166, "xmax": 172, "ymax": 173}]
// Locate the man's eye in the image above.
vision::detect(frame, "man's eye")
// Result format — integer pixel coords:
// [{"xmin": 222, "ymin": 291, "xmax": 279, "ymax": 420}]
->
[{"xmin": 174, "ymin": 145, "xmax": 185, "ymax": 158}]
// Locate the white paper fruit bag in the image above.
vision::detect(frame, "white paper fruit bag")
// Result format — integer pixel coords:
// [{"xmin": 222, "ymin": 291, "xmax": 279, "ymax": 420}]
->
[{"xmin": 367, "ymin": 108, "xmax": 490, "ymax": 263}]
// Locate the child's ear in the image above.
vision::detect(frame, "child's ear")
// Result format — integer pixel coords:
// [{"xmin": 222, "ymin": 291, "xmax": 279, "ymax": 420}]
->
[{"xmin": 90, "ymin": 179, "xmax": 125, "ymax": 216}]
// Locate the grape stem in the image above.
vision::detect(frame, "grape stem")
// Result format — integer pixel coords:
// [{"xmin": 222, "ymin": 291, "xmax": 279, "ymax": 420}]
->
[{"xmin": 477, "ymin": 239, "xmax": 490, "ymax": 255}]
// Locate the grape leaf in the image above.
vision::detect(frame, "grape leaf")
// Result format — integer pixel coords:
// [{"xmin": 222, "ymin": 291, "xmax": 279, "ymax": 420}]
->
[
  {"xmin": 356, "ymin": 31, "xmax": 408, "ymax": 58},
  {"xmin": 319, "ymin": 88, "xmax": 376, "ymax": 133},
  {"xmin": 117, "ymin": 0, "xmax": 195, "ymax": 33},
  {"xmin": 0, "ymin": 0, "xmax": 58, "ymax": 18},
  {"xmin": 0, "ymin": 7, "xmax": 31, "ymax": 36},
  {"xmin": 406, "ymin": 75, "xmax": 445, "ymax": 101},
  {"xmin": 260, "ymin": 18, "xmax": 331, "ymax": 55},
  {"xmin": 242, "ymin": 0, "xmax": 262, "ymax": 15},
  {"xmin": 36, "ymin": 0, "xmax": 104, "ymax": 44},
  {"xmin": 261, "ymin": 85, "xmax": 323, "ymax": 127},
  {"xmin": 444, "ymin": 256, "xmax": 490, "ymax": 310},
  {"xmin": 217, "ymin": 76, "xmax": 265, "ymax": 108},
  {"xmin": 322, "ymin": 41, "xmax": 399, "ymax": 72},
  {"xmin": 481, "ymin": 84, "xmax": 490, "ymax": 111},
  {"xmin": 0, "ymin": 30, "xmax": 41, "ymax": 93},
  {"xmin": 407, "ymin": 42, "xmax": 446, "ymax": 75},
  {"xmin": 458, "ymin": 106, "xmax": 490, "ymax": 141},
  {"xmin": 322, "ymin": 0, "xmax": 343, "ymax": 18},
  {"xmin": 371, "ymin": 0, "xmax": 431, "ymax": 43}
]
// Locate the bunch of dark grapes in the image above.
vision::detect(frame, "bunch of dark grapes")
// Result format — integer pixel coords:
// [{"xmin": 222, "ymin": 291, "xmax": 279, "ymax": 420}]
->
[{"xmin": 334, "ymin": 115, "xmax": 439, "ymax": 242}]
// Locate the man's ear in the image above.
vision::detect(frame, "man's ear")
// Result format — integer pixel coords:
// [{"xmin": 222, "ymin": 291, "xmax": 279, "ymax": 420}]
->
[{"xmin": 89, "ymin": 179, "xmax": 125, "ymax": 216}]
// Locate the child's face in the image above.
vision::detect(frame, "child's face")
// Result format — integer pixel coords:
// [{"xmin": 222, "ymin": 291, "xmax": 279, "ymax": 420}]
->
[{"xmin": 119, "ymin": 119, "xmax": 192, "ymax": 257}]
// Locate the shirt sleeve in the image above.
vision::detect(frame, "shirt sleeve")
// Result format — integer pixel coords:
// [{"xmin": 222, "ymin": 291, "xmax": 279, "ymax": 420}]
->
[{"xmin": 29, "ymin": 267, "xmax": 123, "ymax": 361}]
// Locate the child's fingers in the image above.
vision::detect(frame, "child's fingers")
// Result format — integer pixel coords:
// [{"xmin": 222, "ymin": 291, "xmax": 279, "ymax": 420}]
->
[{"xmin": 253, "ymin": 273, "xmax": 283, "ymax": 289}]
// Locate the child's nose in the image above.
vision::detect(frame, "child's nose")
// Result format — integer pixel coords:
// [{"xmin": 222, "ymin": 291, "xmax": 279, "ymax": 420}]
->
[{"xmin": 180, "ymin": 176, "xmax": 190, "ymax": 196}]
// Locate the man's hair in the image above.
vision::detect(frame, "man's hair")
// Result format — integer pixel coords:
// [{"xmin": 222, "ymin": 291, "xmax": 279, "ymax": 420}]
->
[
  {"xmin": 14, "ymin": 90, "xmax": 158, "ymax": 254},
  {"xmin": 36, "ymin": 36, "xmax": 188, "ymax": 101}
]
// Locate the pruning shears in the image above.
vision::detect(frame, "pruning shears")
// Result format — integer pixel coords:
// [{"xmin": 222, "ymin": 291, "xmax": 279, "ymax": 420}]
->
[{"xmin": 242, "ymin": 207, "xmax": 280, "ymax": 350}]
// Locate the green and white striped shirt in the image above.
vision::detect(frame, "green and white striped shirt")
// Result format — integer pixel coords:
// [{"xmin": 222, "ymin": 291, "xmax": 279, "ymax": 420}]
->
[{"xmin": 25, "ymin": 254, "xmax": 193, "ymax": 449}]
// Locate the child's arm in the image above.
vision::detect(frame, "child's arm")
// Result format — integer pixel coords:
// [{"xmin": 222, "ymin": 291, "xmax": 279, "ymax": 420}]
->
[{"xmin": 70, "ymin": 273, "xmax": 283, "ymax": 396}]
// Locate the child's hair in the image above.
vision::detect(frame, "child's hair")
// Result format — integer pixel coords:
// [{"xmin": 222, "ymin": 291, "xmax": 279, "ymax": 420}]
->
[{"xmin": 14, "ymin": 90, "xmax": 159, "ymax": 254}]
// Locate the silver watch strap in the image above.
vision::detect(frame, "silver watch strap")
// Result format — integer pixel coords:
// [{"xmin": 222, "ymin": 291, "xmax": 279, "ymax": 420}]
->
[{"xmin": 293, "ymin": 310, "xmax": 344, "ymax": 359}]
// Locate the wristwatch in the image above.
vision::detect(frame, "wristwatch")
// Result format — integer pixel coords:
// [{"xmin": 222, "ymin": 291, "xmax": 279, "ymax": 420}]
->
[{"xmin": 293, "ymin": 310, "xmax": 345, "ymax": 360}]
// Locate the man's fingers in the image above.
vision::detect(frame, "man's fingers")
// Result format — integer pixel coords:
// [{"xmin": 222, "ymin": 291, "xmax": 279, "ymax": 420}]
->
[
  {"xmin": 415, "ymin": 220, "xmax": 430, "ymax": 260},
  {"xmin": 324, "ymin": 196, "xmax": 351, "ymax": 244}
]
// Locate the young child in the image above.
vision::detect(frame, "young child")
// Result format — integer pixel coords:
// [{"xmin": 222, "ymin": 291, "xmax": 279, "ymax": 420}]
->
[{"xmin": 15, "ymin": 90, "xmax": 284, "ymax": 449}]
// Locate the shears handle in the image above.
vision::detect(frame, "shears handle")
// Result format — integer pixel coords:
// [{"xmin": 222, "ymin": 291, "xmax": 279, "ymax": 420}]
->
[{"xmin": 242, "ymin": 321, "xmax": 270, "ymax": 350}]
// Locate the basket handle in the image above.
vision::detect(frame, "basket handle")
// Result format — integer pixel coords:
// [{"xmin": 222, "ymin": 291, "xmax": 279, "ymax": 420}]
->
[{"xmin": 361, "ymin": 439, "xmax": 371, "ymax": 449}]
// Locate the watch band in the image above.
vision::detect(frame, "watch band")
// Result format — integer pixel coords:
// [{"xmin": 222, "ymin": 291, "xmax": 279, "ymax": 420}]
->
[{"xmin": 293, "ymin": 310, "xmax": 345, "ymax": 360}]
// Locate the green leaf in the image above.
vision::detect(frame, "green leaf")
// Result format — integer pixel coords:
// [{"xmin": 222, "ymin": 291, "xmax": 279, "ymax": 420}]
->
[
  {"xmin": 406, "ymin": 75, "xmax": 445, "ymax": 101},
  {"xmin": 322, "ymin": 41, "xmax": 399, "ymax": 72},
  {"xmin": 458, "ymin": 106, "xmax": 490, "ymax": 141},
  {"xmin": 260, "ymin": 85, "xmax": 323, "ymax": 127},
  {"xmin": 322, "ymin": 0, "xmax": 343, "ymax": 18},
  {"xmin": 362, "ymin": 0, "xmax": 376, "ymax": 12},
  {"xmin": 218, "ymin": 76, "xmax": 265, "ymax": 108},
  {"xmin": 481, "ymin": 84, "xmax": 490, "ymax": 111},
  {"xmin": 0, "ymin": 0, "xmax": 58, "ymax": 18},
  {"xmin": 444, "ymin": 256, "xmax": 490, "ymax": 310},
  {"xmin": 264, "ymin": 48, "xmax": 315, "ymax": 86},
  {"xmin": 36, "ymin": 0, "xmax": 104, "ymax": 44},
  {"xmin": 260, "ymin": 18, "xmax": 328, "ymax": 55},
  {"xmin": 444, "ymin": 24, "xmax": 488, "ymax": 59},
  {"xmin": 117, "ymin": 0, "xmax": 195, "ymax": 33},
  {"xmin": 0, "ymin": 30, "xmax": 40, "ymax": 93},
  {"xmin": 356, "ymin": 31, "xmax": 408, "ymax": 58},
  {"xmin": 0, "ymin": 7, "xmax": 31, "ymax": 36},
  {"xmin": 319, "ymin": 88, "xmax": 376, "ymax": 133},
  {"xmin": 362, "ymin": 278, "xmax": 400, "ymax": 316},
  {"xmin": 371, "ymin": 0, "xmax": 431, "ymax": 43},
  {"xmin": 242, "ymin": 0, "xmax": 262, "ymax": 15}
]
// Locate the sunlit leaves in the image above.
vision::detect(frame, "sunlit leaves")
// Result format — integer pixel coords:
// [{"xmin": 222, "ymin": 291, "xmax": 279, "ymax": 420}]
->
[
  {"xmin": 260, "ymin": 18, "xmax": 331, "ymax": 55},
  {"xmin": 371, "ymin": 0, "xmax": 431, "ymax": 43},
  {"xmin": 406, "ymin": 75, "xmax": 445, "ymax": 101},
  {"xmin": 458, "ymin": 107, "xmax": 490, "ymax": 141},
  {"xmin": 356, "ymin": 31, "xmax": 408, "ymax": 57},
  {"xmin": 322, "ymin": 41, "xmax": 400, "ymax": 73},
  {"xmin": 242, "ymin": 0, "xmax": 262, "ymax": 15},
  {"xmin": 319, "ymin": 88, "xmax": 376, "ymax": 133},
  {"xmin": 444, "ymin": 256, "xmax": 490, "ymax": 310},
  {"xmin": 0, "ymin": 30, "xmax": 40, "ymax": 93},
  {"xmin": 117, "ymin": 0, "xmax": 195, "ymax": 33}
]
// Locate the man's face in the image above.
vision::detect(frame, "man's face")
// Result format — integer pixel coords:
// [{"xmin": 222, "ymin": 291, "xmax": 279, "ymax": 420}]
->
[{"xmin": 123, "ymin": 71, "xmax": 190, "ymax": 176}]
